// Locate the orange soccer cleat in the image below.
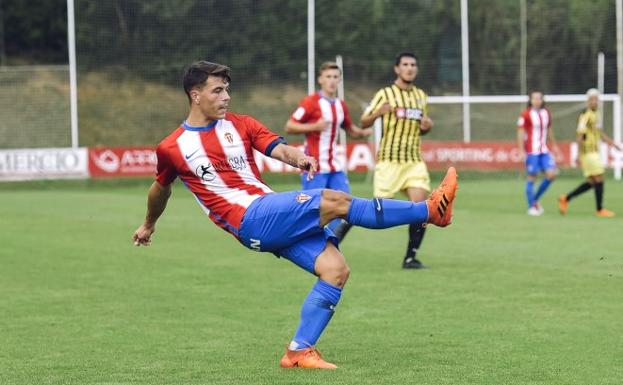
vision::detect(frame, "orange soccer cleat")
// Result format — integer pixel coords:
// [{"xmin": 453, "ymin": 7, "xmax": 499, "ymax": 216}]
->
[
  {"xmin": 426, "ymin": 167, "xmax": 459, "ymax": 227},
  {"xmin": 279, "ymin": 346, "xmax": 337, "ymax": 369},
  {"xmin": 596, "ymin": 209, "xmax": 615, "ymax": 217},
  {"xmin": 558, "ymin": 195, "xmax": 568, "ymax": 215}
]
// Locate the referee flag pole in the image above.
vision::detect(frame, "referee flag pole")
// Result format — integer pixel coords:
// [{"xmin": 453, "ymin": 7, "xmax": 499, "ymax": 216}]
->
[{"xmin": 67, "ymin": 0, "xmax": 79, "ymax": 148}]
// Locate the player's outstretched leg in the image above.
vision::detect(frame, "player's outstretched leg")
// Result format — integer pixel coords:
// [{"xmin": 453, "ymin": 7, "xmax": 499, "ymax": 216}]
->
[
  {"xmin": 559, "ymin": 179, "xmax": 593, "ymax": 215},
  {"xmin": 280, "ymin": 242, "xmax": 347, "ymax": 369},
  {"xmin": 319, "ymin": 167, "xmax": 458, "ymax": 229}
]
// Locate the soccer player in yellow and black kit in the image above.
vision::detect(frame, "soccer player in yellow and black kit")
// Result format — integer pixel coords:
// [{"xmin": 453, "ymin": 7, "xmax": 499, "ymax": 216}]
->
[
  {"xmin": 559, "ymin": 88, "xmax": 621, "ymax": 217},
  {"xmin": 360, "ymin": 52, "xmax": 435, "ymax": 269}
]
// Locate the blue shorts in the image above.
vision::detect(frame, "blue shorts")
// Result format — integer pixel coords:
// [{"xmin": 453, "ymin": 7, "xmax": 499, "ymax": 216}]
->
[
  {"xmin": 238, "ymin": 189, "xmax": 337, "ymax": 274},
  {"xmin": 301, "ymin": 171, "xmax": 350, "ymax": 193},
  {"xmin": 525, "ymin": 153, "xmax": 556, "ymax": 175}
]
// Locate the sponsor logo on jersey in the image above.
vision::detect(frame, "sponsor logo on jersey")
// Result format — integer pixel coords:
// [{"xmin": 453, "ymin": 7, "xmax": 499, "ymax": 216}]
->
[
  {"xmin": 395, "ymin": 107, "xmax": 423, "ymax": 120},
  {"xmin": 194, "ymin": 156, "xmax": 248, "ymax": 181},
  {"xmin": 196, "ymin": 164, "xmax": 216, "ymax": 182},
  {"xmin": 296, "ymin": 193, "xmax": 312, "ymax": 203}
]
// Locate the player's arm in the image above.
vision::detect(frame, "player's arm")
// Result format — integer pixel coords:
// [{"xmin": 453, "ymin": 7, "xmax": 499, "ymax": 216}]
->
[
  {"xmin": 420, "ymin": 95, "xmax": 433, "ymax": 135},
  {"xmin": 599, "ymin": 130, "xmax": 622, "ymax": 151},
  {"xmin": 346, "ymin": 124, "xmax": 373, "ymax": 139},
  {"xmin": 547, "ymin": 126, "xmax": 562, "ymax": 155},
  {"xmin": 420, "ymin": 116, "xmax": 434, "ymax": 135},
  {"xmin": 270, "ymin": 143, "xmax": 318, "ymax": 180},
  {"xmin": 284, "ymin": 118, "xmax": 326, "ymax": 134},
  {"xmin": 575, "ymin": 131, "xmax": 585, "ymax": 167},
  {"xmin": 360, "ymin": 103, "xmax": 391, "ymax": 128},
  {"xmin": 360, "ymin": 91, "xmax": 390, "ymax": 128},
  {"xmin": 285, "ymin": 99, "xmax": 326, "ymax": 134},
  {"xmin": 340, "ymin": 103, "xmax": 372, "ymax": 138},
  {"xmin": 516, "ymin": 117, "xmax": 526, "ymax": 159},
  {"xmin": 133, "ymin": 181, "xmax": 172, "ymax": 246}
]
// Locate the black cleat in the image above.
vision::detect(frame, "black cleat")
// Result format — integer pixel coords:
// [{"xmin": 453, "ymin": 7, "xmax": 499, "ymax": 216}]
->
[{"xmin": 402, "ymin": 257, "xmax": 426, "ymax": 269}]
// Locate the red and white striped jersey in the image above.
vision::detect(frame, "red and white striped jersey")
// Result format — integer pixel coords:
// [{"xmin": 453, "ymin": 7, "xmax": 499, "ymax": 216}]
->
[
  {"xmin": 517, "ymin": 107, "xmax": 552, "ymax": 154},
  {"xmin": 290, "ymin": 92, "xmax": 353, "ymax": 173},
  {"xmin": 155, "ymin": 113, "xmax": 284, "ymax": 238}
]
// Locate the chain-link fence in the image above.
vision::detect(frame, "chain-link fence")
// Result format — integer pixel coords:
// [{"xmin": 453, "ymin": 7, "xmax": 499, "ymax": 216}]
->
[
  {"xmin": 0, "ymin": 65, "xmax": 70, "ymax": 148},
  {"xmin": 0, "ymin": 0, "xmax": 618, "ymax": 148}
]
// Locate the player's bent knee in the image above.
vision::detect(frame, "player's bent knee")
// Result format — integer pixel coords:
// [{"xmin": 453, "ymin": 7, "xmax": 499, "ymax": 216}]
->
[
  {"xmin": 322, "ymin": 264, "xmax": 350, "ymax": 288},
  {"xmin": 321, "ymin": 189, "xmax": 352, "ymax": 204},
  {"xmin": 315, "ymin": 242, "xmax": 350, "ymax": 288},
  {"xmin": 320, "ymin": 189, "xmax": 352, "ymax": 219}
]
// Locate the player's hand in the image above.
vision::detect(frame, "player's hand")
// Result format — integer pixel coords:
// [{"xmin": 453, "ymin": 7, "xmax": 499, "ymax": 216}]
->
[
  {"xmin": 376, "ymin": 102, "xmax": 391, "ymax": 116},
  {"xmin": 313, "ymin": 118, "xmax": 328, "ymax": 131},
  {"xmin": 361, "ymin": 128, "xmax": 374, "ymax": 137},
  {"xmin": 518, "ymin": 150, "xmax": 526, "ymax": 162},
  {"xmin": 421, "ymin": 116, "xmax": 433, "ymax": 132},
  {"xmin": 133, "ymin": 223, "xmax": 155, "ymax": 246},
  {"xmin": 297, "ymin": 156, "xmax": 318, "ymax": 180}
]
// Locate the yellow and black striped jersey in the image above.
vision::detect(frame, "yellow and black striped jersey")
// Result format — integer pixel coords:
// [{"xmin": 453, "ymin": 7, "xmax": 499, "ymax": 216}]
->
[
  {"xmin": 577, "ymin": 108, "xmax": 601, "ymax": 155},
  {"xmin": 364, "ymin": 84, "xmax": 428, "ymax": 163}
]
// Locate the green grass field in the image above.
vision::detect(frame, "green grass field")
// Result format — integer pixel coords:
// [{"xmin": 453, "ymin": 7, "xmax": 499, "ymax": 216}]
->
[{"xmin": 1, "ymin": 176, "xmax": 622, "ymax": 384}]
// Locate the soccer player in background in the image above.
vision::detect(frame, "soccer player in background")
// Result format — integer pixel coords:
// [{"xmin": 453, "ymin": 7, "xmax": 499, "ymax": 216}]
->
[
  {"xmin": 285, "ymin": 61, "xmax": 373, "ymax": 241},
  {"xmin": 558, "ymin": 88, "xmax": 621, "ymax": 217},
  {"xmin": 516, "ymin": 90, "xmax": 560, "ymax": 216},
  {"xmin": 132, "ymin": 61, "xmax": 459, "ymax": 369},
  {"xmin": 360, "ymin": 52, "xmax": 434, "ymax": 269}
]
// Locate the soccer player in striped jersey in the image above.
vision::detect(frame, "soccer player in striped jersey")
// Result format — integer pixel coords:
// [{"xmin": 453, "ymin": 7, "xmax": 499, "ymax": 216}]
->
[
  {"xmin": 559, "ymin": 89, "xmax": 621, "ymax": 217},
  {"xmin": 132, "ymin": 61, "xmax": 459, "ymax": 369},
  {"xmin": 285, "ymin": 61, "xmax": 372, "ymax": 241},
  {"xmin": 516, "ymin": 90, "xmax": 560, "ymax": 216},
  {"xmin": 360, "ymin": 52, "xmax": 434, "ymax": 269}
]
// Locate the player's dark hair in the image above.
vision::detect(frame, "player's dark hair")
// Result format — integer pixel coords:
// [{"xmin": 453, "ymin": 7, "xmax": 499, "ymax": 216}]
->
[
  {"xmin": 528, "ymin": 89, "xmax": 546, "ymax": 108},
  {"xmin": 395, "ymin": 52, "xmax": 418, "ymax": 66},
  {"xmin": 183, "ymin": 61, "xmax": 231, "ymax": 103}
]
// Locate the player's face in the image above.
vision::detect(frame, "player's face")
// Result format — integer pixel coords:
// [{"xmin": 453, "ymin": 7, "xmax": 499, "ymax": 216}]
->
[
  {"xmin": 587, "ymin": 95, "xmax": 599, "ymax": 110},
  {"xmin": 318, "ymin": 69, "xmax": 341, "ymax": 97},
  {"xmin": 394, "ymin": 57, "xmax": 418, "ymax": 83},
  {"xmin": 192, "ymin": 76, "xmax": 231, "ymax": 120},
  {"xmin": 530, "ymin": 92, "xmax": 544, "ymax": 109}
]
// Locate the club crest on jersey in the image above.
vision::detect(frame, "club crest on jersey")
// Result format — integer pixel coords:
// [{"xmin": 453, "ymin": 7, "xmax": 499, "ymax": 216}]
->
[
  {"xmin": 296, "ymin": 193, "xmax": 312, "ymax": 203},
  {"xmin": 224, "ymin": 132, "xmax": 234, "ymax": 144}
]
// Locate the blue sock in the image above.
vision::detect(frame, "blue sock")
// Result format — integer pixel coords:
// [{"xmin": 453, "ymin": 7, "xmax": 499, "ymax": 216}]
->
[
  {"xmin": 525, "ymin": 180, "xmax": 535, "ymax": 207},
  {"xmin": 534, "ymin": 178, "xmax": 553, "ymax": 202},
  {"xmin": 291, "ymin": 280, "xmax": 342, "ymax": 350},
  {"xmin": 346, "ymin": 197, "xmax": 428, "ymax": 229}
]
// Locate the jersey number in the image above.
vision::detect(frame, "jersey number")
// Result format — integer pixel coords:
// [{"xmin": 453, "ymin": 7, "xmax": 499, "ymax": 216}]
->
[{"xmin": 250, "ymin": 238, "xmax": 261, "ymax": 252}]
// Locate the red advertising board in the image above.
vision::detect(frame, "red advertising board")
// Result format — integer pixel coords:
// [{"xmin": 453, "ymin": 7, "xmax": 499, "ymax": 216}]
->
[
  {"xmin": 88, "ymin": 142, "xmax": 618, "ymax": 177},
  {"xmin": 88, "ymin": 147, "xmax": 158, "ymax": 177}
]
